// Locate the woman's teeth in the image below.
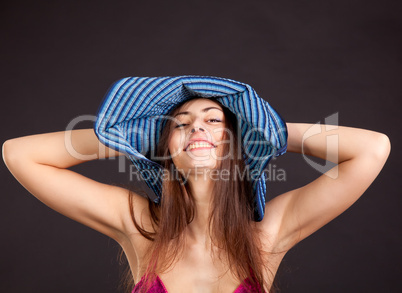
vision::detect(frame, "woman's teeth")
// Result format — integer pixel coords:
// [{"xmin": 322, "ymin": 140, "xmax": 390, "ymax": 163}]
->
[{"xmin": 187, "ymin": 142, "xmax": 214, "ymax": 151}]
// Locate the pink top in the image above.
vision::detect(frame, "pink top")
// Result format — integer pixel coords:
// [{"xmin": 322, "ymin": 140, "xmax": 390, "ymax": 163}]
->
[{"xmin": 132, "ymin": 274, "xmax": 263, "ymax": 293}]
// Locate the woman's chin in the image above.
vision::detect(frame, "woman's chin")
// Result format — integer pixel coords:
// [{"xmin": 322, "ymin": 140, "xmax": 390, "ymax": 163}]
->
[{"xmin": 177, "ymin": 161, "xmax": 218, "ymax": 174}]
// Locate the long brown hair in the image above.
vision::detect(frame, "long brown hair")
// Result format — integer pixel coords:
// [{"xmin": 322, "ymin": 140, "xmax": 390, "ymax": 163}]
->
[{"xmin": 119, "ymin": 97, "xmax": 275, "ymax": 292}]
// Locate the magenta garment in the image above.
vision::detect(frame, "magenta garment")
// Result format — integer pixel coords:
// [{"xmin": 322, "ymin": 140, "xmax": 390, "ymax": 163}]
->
[
  {"xmin": 131, "ymin": 275, "xmax": 167, "ymax": 293},
  {"xmin": 132, "ymin": 274, "xmax": 263, "ymax": 293}
]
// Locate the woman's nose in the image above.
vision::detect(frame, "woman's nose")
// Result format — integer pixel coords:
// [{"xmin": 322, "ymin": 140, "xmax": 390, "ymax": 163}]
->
[
  {"xmin": 190, "ymin": 126, "xmax": 205, "ymax": 133},
  {"xmin": 189, "ymin": 118, "xmax": 206, "ymax": 133}
]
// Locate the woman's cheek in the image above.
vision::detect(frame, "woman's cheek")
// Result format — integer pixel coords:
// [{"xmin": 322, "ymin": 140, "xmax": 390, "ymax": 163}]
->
[{"xmin": 168, "ymin": 136, "xmax": 183, "ymax": 159}]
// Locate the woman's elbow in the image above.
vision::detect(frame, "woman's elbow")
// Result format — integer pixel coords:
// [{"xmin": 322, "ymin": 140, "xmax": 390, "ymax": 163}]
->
[
  {"xmin": 368, "ymin": 132, "xmax": 391, "ymax": 163},
  {"xmin": 376, "ymin": 132, "xmax": 390, "ymax": 157},
  {"xmin": 3, "ymin": 139, "xmax": 16, "ymax": 168},
  {"xmin": 2, "ymin": 139, "xmax": 25, "ymax": 169}
]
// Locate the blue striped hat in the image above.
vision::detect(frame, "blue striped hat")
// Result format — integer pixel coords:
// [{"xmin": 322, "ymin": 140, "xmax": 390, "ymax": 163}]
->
[{"xmin": 94, "ymin": 76, "xmax": 287, "ymax": 221}]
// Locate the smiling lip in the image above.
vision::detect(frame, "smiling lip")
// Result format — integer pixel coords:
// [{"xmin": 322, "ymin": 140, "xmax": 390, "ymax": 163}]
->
[
  {"xmin": 184, "ymin": 139, "xmax": 216, "ymax": 151},
  {"xmin": 187, "ymin": 146, "xmax": 215, "ymax": 152}
]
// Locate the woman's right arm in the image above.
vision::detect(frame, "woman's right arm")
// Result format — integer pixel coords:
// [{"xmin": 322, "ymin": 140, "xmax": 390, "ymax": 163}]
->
[
  {"xmin": 261, "ymin": 123, "xmax": 390, "ymax": 250},
  {"xmin": 2, "ymin": 129, "xmax": 144, "ymax": 243}
]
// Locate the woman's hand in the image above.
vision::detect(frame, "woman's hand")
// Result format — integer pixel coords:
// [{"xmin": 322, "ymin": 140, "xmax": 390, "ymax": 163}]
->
[{"xmin": 260, "ymin": 123, "xmax": 391, "ymax": 251}]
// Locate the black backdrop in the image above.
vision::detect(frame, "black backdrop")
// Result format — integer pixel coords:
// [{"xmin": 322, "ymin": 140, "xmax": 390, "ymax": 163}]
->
[{"xmin": 1, "ymin": 0, "xmax": 401, "ymax": 292}]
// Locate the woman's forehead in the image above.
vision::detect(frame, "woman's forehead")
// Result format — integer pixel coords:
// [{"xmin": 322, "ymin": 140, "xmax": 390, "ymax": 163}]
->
[{"xmin": 176, "ymin": 98, "xmax": 223, "ymax": 112}]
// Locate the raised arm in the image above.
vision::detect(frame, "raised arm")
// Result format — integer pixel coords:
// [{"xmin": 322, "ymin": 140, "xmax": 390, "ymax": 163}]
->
[
  {"xmin": 262, "ymin": 123, "xmax": 391, "ymax": 251},
  {"xmin": 2, "ymin": 129, "xmax": 143, "ymax": 242}
]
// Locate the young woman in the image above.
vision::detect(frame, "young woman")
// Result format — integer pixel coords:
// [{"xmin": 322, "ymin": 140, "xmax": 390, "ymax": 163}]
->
[{"xmin": 2, "ymin": 85, "xmax": 390, "ymax": 292}]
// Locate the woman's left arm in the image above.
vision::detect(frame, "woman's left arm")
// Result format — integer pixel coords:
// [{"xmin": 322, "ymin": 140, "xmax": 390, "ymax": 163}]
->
[{"xmin": 263, "ymin": 123, "xmax": 391, "ymax": 250}]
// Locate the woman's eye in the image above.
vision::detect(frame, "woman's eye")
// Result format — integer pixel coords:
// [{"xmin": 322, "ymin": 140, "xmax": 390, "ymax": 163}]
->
[
  {"xmin": 208, "ymin": 119, "xmax": 222, "ymax": 122},
  {"xmin": 175, "ymin": 124, "xmax": 187, "ymax": 128},
  {"xmin": 175, "ymin": 119, "xmax": 221, "ymax": 128}
]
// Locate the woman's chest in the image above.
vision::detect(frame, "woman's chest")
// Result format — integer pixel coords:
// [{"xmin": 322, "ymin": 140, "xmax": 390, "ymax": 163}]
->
[
  {"xmin": 159, "ymin": 248, "xmax": 242, "ymax": 292},
  {"xmin": 125, "ymin": 235, "xmax": 283, "ymax": 293}
]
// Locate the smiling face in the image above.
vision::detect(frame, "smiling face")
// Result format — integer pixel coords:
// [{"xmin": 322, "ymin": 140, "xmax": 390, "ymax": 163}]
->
[{"xmin": 168, "ymin": 98, "xmax": 228, "ymax": 173}]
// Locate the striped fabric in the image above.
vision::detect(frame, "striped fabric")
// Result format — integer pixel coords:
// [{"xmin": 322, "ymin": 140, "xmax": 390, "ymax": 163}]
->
[{"xmin": 94, "ymin": 76, "xmax": 287, "ymax": 221}]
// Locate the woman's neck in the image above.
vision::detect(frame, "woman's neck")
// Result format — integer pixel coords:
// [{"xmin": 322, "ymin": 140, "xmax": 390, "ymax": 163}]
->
[{"xmin": 185, "ymin": 172, "xmax": 215, "ymax": 249}]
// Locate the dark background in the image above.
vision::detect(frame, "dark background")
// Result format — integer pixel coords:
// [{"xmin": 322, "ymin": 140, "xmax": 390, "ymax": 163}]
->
[{"xmin": 1, "ymin": 0, "xmax": 401, "ymax": 292}]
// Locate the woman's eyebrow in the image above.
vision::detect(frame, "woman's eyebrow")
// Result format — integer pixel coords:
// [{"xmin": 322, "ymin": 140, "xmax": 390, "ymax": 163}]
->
[{"xmin": 174, "ymin": 107, "xmax": 223, "ymax": 118}]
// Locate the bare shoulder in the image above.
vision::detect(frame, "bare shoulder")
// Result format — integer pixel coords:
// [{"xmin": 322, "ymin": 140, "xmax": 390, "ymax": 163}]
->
[
  {"xmin": 117, "ymin": 189, "xmax": 156, "ymax": 277},
  {"xmin": 118, "ymin": 188, "xmax": 156, "ymax": 241},
  {"xmin": 257, "ymin": 190, "xmax": 299, "ymax": 253}
]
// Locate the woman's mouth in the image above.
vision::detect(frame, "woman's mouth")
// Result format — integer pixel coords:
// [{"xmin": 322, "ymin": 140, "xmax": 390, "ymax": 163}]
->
[{"xmin": 185, "ymin": 141, "xmax": 216, "ymax": 151}]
